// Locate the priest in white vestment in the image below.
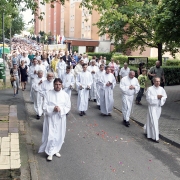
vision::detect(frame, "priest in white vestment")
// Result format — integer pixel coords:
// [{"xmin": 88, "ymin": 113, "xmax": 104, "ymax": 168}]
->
[
  {"xmin": 120, "ymin": 71, "xmax": 140, "ymax": 127},
  {"xmin": 32, "ymin": 70, "xmax": 46, "ymax": 119},
  {"xmin": 99, "ymin": 66, "xmax": 116, "ymax": 115},
  {"xmin": 62, "ymin": 66, "xmax": 75, "ymax": 97},
  {"xmin": 87, "ymin": 60, "xmax": 99, "ymax": 101},
  {"xmin": 144, "ymin": 77, "xmax": 167, "ymax": 142},
  {"xmin": 76, "ymin": 63, "xmax": 93, "ymax": 116},
  {"xmin": 40, "ymin": 72, "xmax": 54, "ymax": 96},
  {"xmin": 96, "ymin": 64, "xmax": 105, "ymax": 109},
  {"xmin": 38, "ymin": 78, "xmax": 71, "ymax": 161},
  {"xmin": 28, "ymin": 58, "xmax": 39, "ymax": 101},
  {"xmin": 37, "ymin": 59, "xmax": 47, "ymax": 77},
  {"xmin": 57, "ymin": 57, "xmax": 66, "ymax": 80}
]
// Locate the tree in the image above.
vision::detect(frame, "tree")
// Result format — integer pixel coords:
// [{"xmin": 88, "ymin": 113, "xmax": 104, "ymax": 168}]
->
[{"xmin": 81, "ymin": 0, "xmax": 180, "ymax": 64}]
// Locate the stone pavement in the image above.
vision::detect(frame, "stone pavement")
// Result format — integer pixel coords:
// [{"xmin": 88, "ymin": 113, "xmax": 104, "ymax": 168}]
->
[
  {"xmin": 114, "ymin": 84, "xmax": 180, "ymax": 147},
  {"xmin": 0, "ymin": 105, "xmax": 21, "ymax": 180}
]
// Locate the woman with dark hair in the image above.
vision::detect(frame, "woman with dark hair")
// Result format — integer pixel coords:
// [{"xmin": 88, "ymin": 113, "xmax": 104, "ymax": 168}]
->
[
  {"xmin": 137, "ymin": 62, "xmax": 145, "ymax": 76},
  {"xmin": 19, "ymin": 60, "xmax": 28, "ymax": 91}
]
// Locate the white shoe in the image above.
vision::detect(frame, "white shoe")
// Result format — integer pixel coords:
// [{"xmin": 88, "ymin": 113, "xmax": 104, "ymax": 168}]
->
[
  {"xmin": 55, "ymin": 153, "xmax": 61, "ymax": 158},
  {"xmin": 47, "ymin": 155, "xmax": 53, "ymax": 161}
]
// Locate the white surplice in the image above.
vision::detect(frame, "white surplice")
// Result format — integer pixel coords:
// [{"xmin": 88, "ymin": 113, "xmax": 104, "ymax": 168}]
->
[
  {"xmin": 120, "ymin": 76, "xmax": 140, "ymax": 121},
  {"xmin": 38, "ymin": 64, "xmax": 47, "ymax": 77},
  {"xmin": 96, "ymin": 70, "xmax": 105, "ymax": 105},
  {"xmin": 38, "ymin": 90, "xmax": 71, "ymax": 156},
  {"xmin": 57, "ymin": 60, "xmax": 66, "ymax": 80},
  {"xmin": 40, "ymin": 80, "xmax": 54, "ymax": 96},
  {"xmin": 32, "ymin": 77, "xmax": 46, "ymax": 116},
  {"xmin": 28, "ymin": 64, "xmax": 40, "ymax": 101},
  {"xmin": 99, "ymin": 73, "xmax": 116, "ymax": 115},
  {"xmin": 76, "ymin": 71, "xmax": 93, "ymax": 111},
  {"xmin": 144, "ymin": 86, "xmax": 167, "ymax": 141},
  {"xmin": 62, "ymin": 72, "xmax": 75, "ymax": 97},
  {"xmin": 87, "ymin": 65, "xmax": 99, "ymax": 100}
]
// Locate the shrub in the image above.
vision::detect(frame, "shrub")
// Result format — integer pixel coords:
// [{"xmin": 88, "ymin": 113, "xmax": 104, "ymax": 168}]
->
[
  {"xmin": 166, "ymin": 60, "xmax": 180, "ymax": 66},
  {"xmin": 87, "ymin": 53, "xmax": 113, "ymax": 61}
]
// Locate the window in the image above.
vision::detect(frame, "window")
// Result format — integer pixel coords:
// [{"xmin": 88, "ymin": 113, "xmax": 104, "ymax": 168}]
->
[
  {"xmin": 82, "ymin": 22, "xmax": 84, "ymax": 28},
  {"xmin": 82, "ymin": 34, "xmax": 84, "ymax": 38}
]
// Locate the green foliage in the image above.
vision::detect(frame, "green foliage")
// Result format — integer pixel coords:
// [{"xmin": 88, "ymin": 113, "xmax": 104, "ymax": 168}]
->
[
  {"xmin": 166, "ymin": 60, "xmax": 180, "ymax": 66},
  {"xmin": 87, "ymin": 53, "xmax": 113, "ymax": 61}
]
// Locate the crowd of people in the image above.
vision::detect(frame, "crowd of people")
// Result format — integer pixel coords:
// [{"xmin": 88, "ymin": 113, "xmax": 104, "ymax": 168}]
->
[{"xmin": 8, "ymin": 38, "xmax": 167, "ymax": 161}]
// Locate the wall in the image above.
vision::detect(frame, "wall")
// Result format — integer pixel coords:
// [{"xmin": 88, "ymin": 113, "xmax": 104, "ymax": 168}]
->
[{"xmin": 78, "ymin": 46, "xmax": 86, "ymax": 54}]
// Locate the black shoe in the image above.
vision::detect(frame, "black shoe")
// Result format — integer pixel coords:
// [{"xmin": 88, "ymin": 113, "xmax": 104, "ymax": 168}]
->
[
  {"xmin": 66, "ymin": 113, "xmax": 69, "ymax": 115},
  {"xmin": 123, "ymin": 120, "xmax": 126, "ymax": 123},
  {"xmin": 97, "ymin": 105, "xmax": 100, "ymax": 110},
  {"xmin": 36, "ymin": 115, "xmax": 40, "ymax": 120},
  {"xmin": 94, "ymin": 99, "xmax": 96, "ymax": 102},
  {"xmin": 125, "ymin": 121, "xmax": 130, "ymax": 127},
  {"xmin": 79, "ymin": 112, "xmax": 83, "ymax": 116},
  {"xmin": 83, "ymin": 111, "xmax": 86, "ymax": 115}
]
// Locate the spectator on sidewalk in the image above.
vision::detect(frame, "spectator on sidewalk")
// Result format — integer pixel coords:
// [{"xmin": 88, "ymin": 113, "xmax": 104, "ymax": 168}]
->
[
  {"xmin": 135, "ymin": 69, "xmax": 148, "ymax": 105},
  {"xmin": 148, "ymin": 61, "xmax": 165, "ymax": 88},
  {"xmin": 120, "ymin": 71, "xmax": 140, "ymax": 127},
  {"xmin": 137, "ymin": 62, "xmax": 145, "ymax": 76},
  {"xmin": 144, "ymin": 77, "xmax": 167, "ymax": 143},
  {"xmin": 119, "ymin": 63, "xmax": 130, "ymax": 80},
  {"xmin": 38, "ymin": 78, "xmax": 71, "ymax": 161},
  {"xmin": 10, "ymin": 64, "xmax": 20, "ymax": 97},
  {"xmin": 19, "ymin": 60, "xmax": 28, "ymax": 91}
]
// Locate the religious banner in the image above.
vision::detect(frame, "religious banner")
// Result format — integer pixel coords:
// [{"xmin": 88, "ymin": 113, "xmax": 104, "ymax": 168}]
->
[
  {"xmin": 128, "ymin": 57, "xmax": 148, "ymax": 65},
  {"xmin": 44, "ymin": 44, "xmax": 67, "ymax": 51}
]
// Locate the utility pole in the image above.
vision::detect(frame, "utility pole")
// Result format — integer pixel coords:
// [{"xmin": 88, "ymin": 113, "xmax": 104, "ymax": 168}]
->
[{"xmin": 2, "ymin": 12, "xmax": 6, "ymax": 85}]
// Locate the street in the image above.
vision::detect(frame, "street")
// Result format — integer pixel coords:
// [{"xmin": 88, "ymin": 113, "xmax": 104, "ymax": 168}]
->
[{"xmin": 23, "ymin": 85, "xmax": 180, "ymax": 180}]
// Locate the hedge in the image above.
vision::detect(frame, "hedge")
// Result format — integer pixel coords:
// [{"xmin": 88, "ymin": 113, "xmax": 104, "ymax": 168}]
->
[
  {"xmin": 166, "ymin": 60, "xmax": 180, "ymax": 66},
  {"xmin": 128, "ymin": 66, "xmax": 180, "ymax": 86},
  {"xmin": 87, "ymin": 53, "xmax": 113, "ymax": 61}
]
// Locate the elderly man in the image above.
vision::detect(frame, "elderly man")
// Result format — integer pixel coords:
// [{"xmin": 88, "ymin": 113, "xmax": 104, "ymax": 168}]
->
[
  {"xmin": 87, "ymin": 60, "xmax": 99, "ymax": 101},
  {"xmin": 144, "ymin": 77, "xmax": 167, "ymax": 143},
  {"xmin": 38, "ymin": 78, "xmax": 71, "ymax": 161},
  {"xmin": 62, "ymin": 66, "xmax": 75, "ymax": 97},
  {"xmin": 96, "ymin": 64, "xmax": 105, "ymax": 109},
  {"xmin": 119, "ymin": 63, "xmax": 130, "ymax": 79},
  {"xmin": 148, "ymin": 61, "xmax": 165, "ymax": 88},
  {"xmin": 76, "ymin": 63, "xmax": 93, "ymax": 116},
  {"xmin": 40, "ymin": 72, "xmax": 54, "ymax": 96},
  {"xmin": 99, "ymin": 66, "xmax": 116, "ymax": 116},
  {"xmin": 37, "ymin": 59, "xmax": 47, "ymax": 77},
  {"xmin": 57, "ymin": 56, "xmax": 67, "ymax": 80},
  {"xmin": 120, "ymin": 71, "xmax": 140, "ymax": 127},
  {"xmin": 32, "ymin": 70, "xmax": 46, "ymax": 119}
]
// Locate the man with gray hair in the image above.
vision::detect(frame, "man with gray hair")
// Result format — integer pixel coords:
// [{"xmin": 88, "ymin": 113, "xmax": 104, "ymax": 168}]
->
[
  {"xmin": 119, "ymin": 63, "xmax": 130, "ymax": 79},
  {"xmin": 144, "ymin": 77, "xmax": 167, "ymax": 143},
  {"xmin": 120, "ymin": 71, "xmax": 140, "ymax": 127},
  {"xmin": 32, "ymin": 70, "xmax": 46, "ymax": 119}
]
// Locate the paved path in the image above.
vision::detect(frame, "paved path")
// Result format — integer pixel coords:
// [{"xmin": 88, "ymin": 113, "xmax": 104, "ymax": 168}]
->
[{"xmin": 114, "ymin": 84, "xmax": 180, "ymax": 147}]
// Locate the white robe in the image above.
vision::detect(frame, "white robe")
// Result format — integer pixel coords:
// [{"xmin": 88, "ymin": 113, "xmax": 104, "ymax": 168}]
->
[
  {"xmin": 38, "ymin": 90, "xmax": 71, "ymax": 156},
  {"xmin": 74, "ymin": 63, "xmax": 83, "ymax": 91},
  {"xmin": 144, "ymin": 86, "xmax": 167, "ymax": 141},
  {"xmin": 40, "ymin": 80, "xmax": 54, "ymax": 96},
  {"xmin": 87, "ymin": 65, "xmax": 99, "ymax": 100},
  {"xmin": 99, "ymin": 73, "xmax": 116, "ymax": 115},
  {"xmin": 120, "ymin": 76, "xmax": 140, "ymax": 121},
  {"xmin": 62, "ymin": 73, "xmax": 75, "ymax": 97},
  {"xmin": 32, "ymin": 77, "xmax": 46, "ymax": 116},
  {"xmin": 28, "ymin": 64, "xmax": 40, "ymax": 101},
  {"xmin": 76, "ymin": 71, "xmax": 93, "ymax": 111},
  {"xmin": 57, "ymin": 61, "xmax": 66, "ymax": 80},
  {"xmin": 38, "ymin": 64, "xmax": 47, "ymax": 77},
  {"xmin": 95, "ymin": 70, "xmax": 105, "ymax": 105}
]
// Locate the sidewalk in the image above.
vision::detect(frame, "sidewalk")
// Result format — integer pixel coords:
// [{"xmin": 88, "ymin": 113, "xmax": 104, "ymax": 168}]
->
[{"xmin": 114, "ymin": 84, "xmax": 180, "ymax": 147}]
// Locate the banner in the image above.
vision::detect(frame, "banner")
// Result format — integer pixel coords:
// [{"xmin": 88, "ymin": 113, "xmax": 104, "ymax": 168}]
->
[{"xmin": 44, "ymin": 44, "xmax": 67, "ymax": 51}]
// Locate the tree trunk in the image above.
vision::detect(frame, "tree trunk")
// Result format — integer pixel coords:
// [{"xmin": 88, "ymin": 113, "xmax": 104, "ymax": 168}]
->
[{"xmin": 157, "ymin": 43, "xmax": 162, "ymax": 65}]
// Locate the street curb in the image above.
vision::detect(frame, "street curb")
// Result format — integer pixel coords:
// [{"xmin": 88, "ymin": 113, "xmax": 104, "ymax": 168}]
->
[
  {"xmin": 114, "ymin": 106, "xmax": 180, "ymax": 149},
  {"xmin": 22, "ymin": 92, "xmax": 39, "ymax": 180}
]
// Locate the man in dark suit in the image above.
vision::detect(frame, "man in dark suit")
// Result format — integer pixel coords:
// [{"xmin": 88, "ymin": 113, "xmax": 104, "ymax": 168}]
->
[{"xmin": 62, "ymin": 51, "xmax": 72, "ymax": 65}]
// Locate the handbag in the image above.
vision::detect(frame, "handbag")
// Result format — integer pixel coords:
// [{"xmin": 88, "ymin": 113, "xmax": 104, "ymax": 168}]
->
[{"xmin": 10, "ymin": 76, "xmax": 16, "ymax": 82}]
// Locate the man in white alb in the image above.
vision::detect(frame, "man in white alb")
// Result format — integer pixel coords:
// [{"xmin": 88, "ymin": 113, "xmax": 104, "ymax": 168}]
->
[
  {"xmin": 144, "ymin": 77, "xmax": 167, "ymax": 143},
  {"xmin": 87, "ymin": 60, "xmax": 99, "ymax": 101},
  {"xmin": 99, "ymin": 66, "xmax": 116, "ymax": 116},
  {"xmin": 57, "ymin": 56, "xmax": 66, "ymax": 80},
  {"xmin": 76, "ymin": 63, "xmax": 93, "ymax": 116},
  {"xmin": 37, "ymin": 59, "xmax": 47, "ymax": 77},
  {"xmin": 38, "ymin": 78, "xmax": 71, "ymax": 161},
  {"xmin": 119, "ymin": 63, "xmax": 130, "ymax": 79},
  {"xmin": 120, "ymin": 71, "xmax": 140, "ymax": 127},
  {"xmin": 32, "ymin": 70, "xmax": 46, "ymax": 119},
  {"xmin": 62, "ymin": 66, "xmax": 75, "ymax": 97},
  {"xmin": 96, "ymin": 64, "xmax": 105, "ymax": 109}
]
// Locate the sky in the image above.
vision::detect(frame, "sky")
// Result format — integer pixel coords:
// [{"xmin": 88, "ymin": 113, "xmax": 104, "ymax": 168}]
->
[{"xmin": 22, "ymin": 9, "xmax": 34, "ymax": 29}]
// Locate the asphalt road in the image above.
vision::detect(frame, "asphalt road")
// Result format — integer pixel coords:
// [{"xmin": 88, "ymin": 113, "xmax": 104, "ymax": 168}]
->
[{"xmin": 22, "ymin": 87, "xmax": 180, "ymax": 180}]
